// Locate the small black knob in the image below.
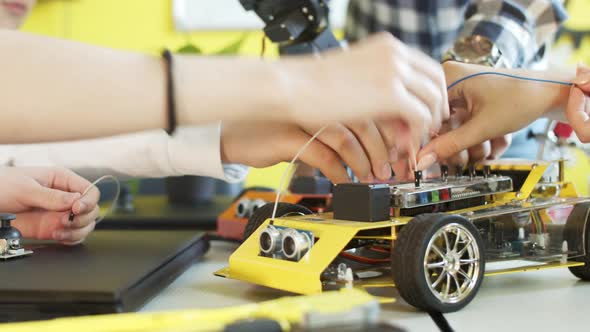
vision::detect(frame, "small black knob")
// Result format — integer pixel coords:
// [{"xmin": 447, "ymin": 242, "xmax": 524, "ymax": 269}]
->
[
  {"xmin": 440, "ymin": 165, "xmax": 449, "ymax": 181},
  {"xmin": 0, "ymin": 213, "xmax": 16, "ymax": 228},
  {"xmin": 0, "ymin": 213, "xmax": 21, "ymax": 240},
  {"xmin": 484, "ymin": 165, "xmax": 491, "ymax": 178},
  {"xmin": 455, "ymin": 165, "xmax": 464, "ymax": 178},
  {"xmin": 468, "ymin": 164, "xmax": 476, "ymax": 179},
  {"xmin": 414, "ymin": 170, "xmax": 423, "ymax": 188}
]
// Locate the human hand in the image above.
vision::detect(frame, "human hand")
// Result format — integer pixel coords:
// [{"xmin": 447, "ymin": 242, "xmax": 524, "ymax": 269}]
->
[
  {"xmin": 425, "ymin": 116, "xmax": 513, "ymax": 169},
  {"xmin": 0, "ymin": 167, "xmax": 100, "ymax": 245},
  {"xmin": 221, "ymin": 119, "xmax": 414, "ymax": 183},
  {"xmin": 565, "ymin": 64, "xmax": 590, "ymax": 142},
  {"xmin": 284, "ymin": 32, "xmax": 449, "ymax": 142},
  {"xmin": 416, "ymin": 61, "xmax": 571, "ymax": 170}
]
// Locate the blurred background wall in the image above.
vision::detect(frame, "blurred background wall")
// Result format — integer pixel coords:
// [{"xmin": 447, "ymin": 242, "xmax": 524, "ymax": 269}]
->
[{"xmin": 23, "ymin": 0, "xmax": 273, "ymax": 55}]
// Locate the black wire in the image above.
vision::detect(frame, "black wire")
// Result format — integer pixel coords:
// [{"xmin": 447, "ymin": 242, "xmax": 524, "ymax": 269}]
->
[{"xmin": 428, "ymin": 312, "xmax": 454, "ymax": 332}]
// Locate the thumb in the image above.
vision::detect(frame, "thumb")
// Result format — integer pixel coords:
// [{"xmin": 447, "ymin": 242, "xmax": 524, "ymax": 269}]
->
[
  {"xmin": 416, "ymin": 118, "xmax": 487, "ymax": 171},
  {"xmin": 25, "ymin": 186, "xmax": 81, "ymax": 212},
  {"xmin": 574, "ymin": 63, "xmax": 590, "ymax": 90},
  {"xmin": 565, "ymin": 85, "xmax": 590, "ymax": 142}
]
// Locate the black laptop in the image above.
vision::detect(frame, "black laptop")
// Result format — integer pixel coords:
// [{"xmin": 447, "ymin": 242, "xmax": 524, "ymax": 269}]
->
[
  {"xmin": 97, "ymin": 195, "xmax": 232, "ymax": 230},
  {"xmin": 0, "ymin": 230, "xmax": 209, "ymax": 322}
]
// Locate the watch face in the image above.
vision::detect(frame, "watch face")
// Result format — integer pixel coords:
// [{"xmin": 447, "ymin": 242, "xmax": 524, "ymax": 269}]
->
[{"xmin": 453, "ymin": 36, "xmax": 495, "ymax": 63}]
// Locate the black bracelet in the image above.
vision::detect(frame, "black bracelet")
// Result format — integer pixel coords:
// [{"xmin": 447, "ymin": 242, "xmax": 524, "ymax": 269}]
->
[{"xmin": 162, "ymin": 49, "xmax": 177, "ymax": 135}]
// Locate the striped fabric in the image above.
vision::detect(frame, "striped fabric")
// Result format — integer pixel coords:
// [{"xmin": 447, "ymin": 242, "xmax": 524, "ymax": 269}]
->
[{"xmin": 344, "ymin": 0, "xmax": 568, "ymax": 67}]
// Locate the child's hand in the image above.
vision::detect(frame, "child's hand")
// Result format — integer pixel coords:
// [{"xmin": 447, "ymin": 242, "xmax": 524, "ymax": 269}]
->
[
  {"xmin": 221, "ymin": 119, "xmax": 414, "ymax": 183},
  {"xmin": 566, "ymin": 64, "xmax": 590, "ymax": 142},
  {"xmin": 416, "ymin": 61, "xmax": 571, "ymax": 170},
  {"xmin": 0, "ymin": 167, "xmax": 99, "ymax": 245},
  {"xmin": 286, "ymin": 32, "xmax": 449, "ymax": 141}
]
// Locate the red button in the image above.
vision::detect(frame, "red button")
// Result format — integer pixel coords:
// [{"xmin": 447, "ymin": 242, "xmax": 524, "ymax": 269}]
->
[{"xmin": 553, "ymin": 122, "xmax": 573, "ymax": 138}]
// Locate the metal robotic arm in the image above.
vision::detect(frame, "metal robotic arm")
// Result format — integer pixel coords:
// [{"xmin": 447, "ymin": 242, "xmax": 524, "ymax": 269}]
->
[{"xmin": 239, "ymin": 0, "xmax": 341, "ymax": 54}]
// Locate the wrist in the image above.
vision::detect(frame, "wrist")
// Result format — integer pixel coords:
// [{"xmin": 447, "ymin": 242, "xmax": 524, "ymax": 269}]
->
[
  {"xmin": 275, "ymin": 57, "xmax": 321, "ymax": 124},
  {"xmin": 220, "ymin": 121, "xmax": 248, "ymax": 165}
]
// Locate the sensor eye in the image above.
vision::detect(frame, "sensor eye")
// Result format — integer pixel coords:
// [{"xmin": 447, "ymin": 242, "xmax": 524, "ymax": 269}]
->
[
  {"xmin": 281, "ymin": 229, "xmax": 311, "ymax": 261},
  {"xmin": 251, "ymin": 199, "xmax": 267, "ymax": 215},
  {"xmin": 259, "ymin": 226, "xmax": 281, "ymax": 255},
  {"xmin": 235, "ymin": 199, "xmax": 252, "ymax": 218}
]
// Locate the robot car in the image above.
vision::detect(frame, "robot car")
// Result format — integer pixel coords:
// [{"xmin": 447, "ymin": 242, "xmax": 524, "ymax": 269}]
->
[
  {"xmin": 216, "ymin": 160, "xmax": 590, "ymax": 312},
  {"xmin": 216, "ymin": 176, "xmax": 332, "ymax": 241}
]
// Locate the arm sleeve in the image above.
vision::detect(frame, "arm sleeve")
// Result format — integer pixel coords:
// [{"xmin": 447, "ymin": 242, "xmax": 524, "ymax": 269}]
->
[
  {"xmin": 0, "ymin": 123, "xmax": 249, "ymax": 182},
  {"xmin": 460, "ymin": 0, "xmax": 568, "ymax": 67}
]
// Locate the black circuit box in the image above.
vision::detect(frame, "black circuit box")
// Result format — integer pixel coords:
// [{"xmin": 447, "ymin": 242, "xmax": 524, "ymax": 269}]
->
[{"xmin": 333, "ymin": 183, "xmax": 390, "ymax": 222}]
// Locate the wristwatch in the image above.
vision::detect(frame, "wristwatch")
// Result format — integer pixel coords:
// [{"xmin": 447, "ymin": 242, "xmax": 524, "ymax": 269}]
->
[{"xmin": 443, "ymin": 35, "xmax": 510, "ymax": 68}]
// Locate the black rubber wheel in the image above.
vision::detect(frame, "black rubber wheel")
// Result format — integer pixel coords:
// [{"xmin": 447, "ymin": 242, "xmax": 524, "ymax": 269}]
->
[
  {"xmin": 392, "ymin": 213, "xmax": 485, "ymax": 313},
  {"xmin": 242, "ymin": 203, "xmax": 312, "ymax": 241},
  {"xmin": 566, "ymin": 202, "xmax": 590, "ymax": 280}
]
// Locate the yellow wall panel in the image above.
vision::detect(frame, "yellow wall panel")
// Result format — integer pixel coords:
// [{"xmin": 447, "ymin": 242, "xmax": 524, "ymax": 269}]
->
[{"xmin": 23, "ymin": 0, "xmax": 274, "ymax": 56}]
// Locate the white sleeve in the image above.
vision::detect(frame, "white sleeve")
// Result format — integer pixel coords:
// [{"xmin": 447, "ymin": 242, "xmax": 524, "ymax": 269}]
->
[{"xmin": 0, "ymin": 123, "xmax": 249, "ymax": 182}]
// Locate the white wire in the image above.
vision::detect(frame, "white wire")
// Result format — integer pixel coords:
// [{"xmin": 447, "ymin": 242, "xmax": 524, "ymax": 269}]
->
[
  {"xmin": 79, "ymin": 175, "xmax": 120, "ymax": 224},
  {"xmin": 271, "ymin": 125, "xmax": 329, "ymax": 221}
]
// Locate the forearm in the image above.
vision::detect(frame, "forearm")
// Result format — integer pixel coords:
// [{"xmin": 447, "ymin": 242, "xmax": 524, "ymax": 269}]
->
[
  {"xmin": 0, "ymin": 131, "xmax": 176, "ymax": 179},
  {"xmin": 0, "ymin": 31, "xmax": 166, "ymax": 143},
  {"xmin": 174, "ymin": 56, "xmax": 292, "ymax": 126},
  {"xmin": 0, "ymin": 31, "xmax": 292, "ymax": 143},
  {"xmin": 419, "ymin": 63, "xmax": 578, "ymax": 167},
  {"xmin": 500, "ymin": 68, "xmax": 574, "ymax": 113},
  {"xmin": 0, "ymin": 126, "xmax": 247, "ymax": 182},
  {"xmin": 449, "ymin": 62, "xmax": 573, "ymax": 112}
]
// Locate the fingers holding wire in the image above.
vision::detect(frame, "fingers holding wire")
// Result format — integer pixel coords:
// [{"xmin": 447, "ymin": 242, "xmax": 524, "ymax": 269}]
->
[
  {"xmin": 58, "ymin": 221, "xmax": 97, "ymax": 246},
  {"xmin": 72, "ymin": 185, "xmax": 100, "ymax": 216},
  {"xmin": 565, "ymin": 85, "xmax": 590, "ymax": 142},
  {"xmin": 346, "ymin": 120, "xmax": 392, "ymax": 181},
  {"xmin": 292, "ymin": 130, "xmax": 351, "ymax": 184},
  {"xmin": 63, "ymin": 205, "xmax": 99, "ymax": 229},
  {"xmin": 303, "ymin": 124, "xmax": 374, "ymax": 182}
]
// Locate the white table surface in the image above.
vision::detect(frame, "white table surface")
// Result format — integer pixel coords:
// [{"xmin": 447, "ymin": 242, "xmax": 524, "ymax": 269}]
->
[{"xmin": 141, "ymin": 241, "xmax": 590, "ymax": 331}]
